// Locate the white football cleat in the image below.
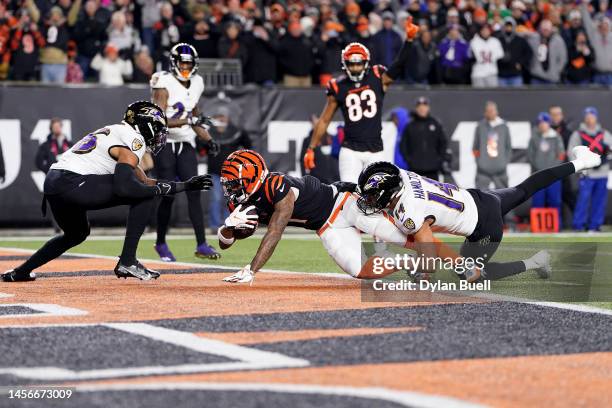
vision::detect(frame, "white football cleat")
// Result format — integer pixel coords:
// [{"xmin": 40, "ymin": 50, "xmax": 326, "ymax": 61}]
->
[
  {"xmin": 530, "ymin": 250, "xmax": 552, "ymax": 279},
  {"xmin": 572, "ymin": 146, "xmax": 601, "ymax": 171}
]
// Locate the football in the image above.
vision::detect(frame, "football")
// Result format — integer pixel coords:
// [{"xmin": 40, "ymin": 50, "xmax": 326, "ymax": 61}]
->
[{"xmin": 233, "ymin": 207, "xmax": 258, "ymax": 240}]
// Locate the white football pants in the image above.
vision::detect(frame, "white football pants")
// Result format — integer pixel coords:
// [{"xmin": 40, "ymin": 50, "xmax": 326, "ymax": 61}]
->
[{"xmin": 338, "ymin": 147, "xmax": 387, "ymax": 183}]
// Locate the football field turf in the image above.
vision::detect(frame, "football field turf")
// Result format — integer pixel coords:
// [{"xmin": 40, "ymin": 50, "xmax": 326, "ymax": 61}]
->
[{"xmin": 0, "ymin": 234, "xmax": 611, "ymax": 407}]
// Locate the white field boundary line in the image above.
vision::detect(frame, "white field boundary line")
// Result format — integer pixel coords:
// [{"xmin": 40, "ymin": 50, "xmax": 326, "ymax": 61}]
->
[
  {"xmin": 68, "ymin": 382, "xmax": 487, "ymax": 408},
  {"xmin": 0, "ymin": 322, "xmax": 309, "ymax": 381},
  {"xmin": 0, "ymin": 246, "xmax": 610, "ymax": 315},
  {"xmin": 0, "ymin": 303, "xmax": 87, "ymax": 319}
]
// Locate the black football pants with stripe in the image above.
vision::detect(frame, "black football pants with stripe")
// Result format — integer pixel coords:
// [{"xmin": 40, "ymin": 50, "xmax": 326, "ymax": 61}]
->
[
  {"xmin": 15, "ymin": 170, "xmax": 154, "ymax": 274},
  {"xmin": 153, "ymin": 142, "xmax": 206, "ymax": 246},
  {"xmin": 461, "ymin": 162, "xmax": 575, "ymax": 279}
]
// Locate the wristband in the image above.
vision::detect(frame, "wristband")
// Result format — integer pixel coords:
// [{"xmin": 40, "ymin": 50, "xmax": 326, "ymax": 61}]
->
[{"xmin": 217, "ymin": 226, "xmax": 236, "ymax": 245}]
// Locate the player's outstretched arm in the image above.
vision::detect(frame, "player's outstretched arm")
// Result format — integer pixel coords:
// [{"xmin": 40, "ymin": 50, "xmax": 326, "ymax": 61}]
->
[
  {"xmin": 250, "ymin": 191, "xmax": 295, "ymax": 272},
  {"xmin": 304, "ymin": 96, "xmax": 337, "ymax": 171},
  {"xmin": 381, "ymin": 16, "xmax": 419, "ymax": 89},
  {"xmin": 152, "ymin": 88, "xmax": 188, "ymax": 128}
]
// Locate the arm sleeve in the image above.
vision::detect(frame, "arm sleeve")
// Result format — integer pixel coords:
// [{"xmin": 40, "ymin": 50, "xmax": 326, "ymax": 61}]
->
[
  {"xmin": 113, "ymin": 162, "xmax": 158, "ymax": 198},
  {"xmin": 90, "ymin": 54, "xmax": 103, "ymax": 71},
  {"xmin": 580, "ymin": 3, "xmax": 597, "ymax": 42},
  {"xmin": 264, "ymin": 175, "xmax": 290, "ymax": 205},
  {"xmin": 386, "ymin": 40, "xmax": 413, "ymax": 80}
]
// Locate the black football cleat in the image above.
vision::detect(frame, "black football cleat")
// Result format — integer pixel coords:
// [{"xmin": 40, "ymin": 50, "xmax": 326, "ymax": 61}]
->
[
  {"xmin": 1, "ymin": 269, "xmax": 36, "ymax": 282},
  {"xmin": 114, "ymin": 261, "xmax": 160, "ymax": 280}
]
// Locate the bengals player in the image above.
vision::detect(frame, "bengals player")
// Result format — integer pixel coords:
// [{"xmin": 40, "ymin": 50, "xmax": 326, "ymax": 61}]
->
[
  {"xmin": 303, "ymin": 17, "xmax": 420, "ymax": 183},
  {"xmin": 216, "ymin": 150, "xmax": 411, "ymax": 283}
]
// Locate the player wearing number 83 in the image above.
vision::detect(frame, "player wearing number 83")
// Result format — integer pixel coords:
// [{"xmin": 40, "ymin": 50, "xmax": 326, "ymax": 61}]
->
[{"xmin": 304, "ymin": 17, "xmax": 420, "ymax": 183}]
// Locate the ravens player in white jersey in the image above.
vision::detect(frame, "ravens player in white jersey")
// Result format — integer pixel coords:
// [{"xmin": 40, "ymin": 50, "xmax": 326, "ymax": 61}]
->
[
  {"xmin": 150, "ymin": 43, "xmax": 220, "ymax": 262},
  {"xmin": 1, "ymin": 101, "xmax": 212, "ymax": 282},
  {"xmin": 356, "ymin": 146, "xmax": 602, "ymax": 282}
]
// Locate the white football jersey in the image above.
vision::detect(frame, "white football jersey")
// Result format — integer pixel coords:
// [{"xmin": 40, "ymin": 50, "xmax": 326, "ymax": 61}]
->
[
  {"xmin": 150, "ymin": 71, "xmax": 205, "ymax": 144},
  {"xmin": 51, "ymin": 123, "xmax": 146, "ymax": 175},
  {"xmin": 390, "ymin": 170, "xmax": 479, "ymax": 237}
]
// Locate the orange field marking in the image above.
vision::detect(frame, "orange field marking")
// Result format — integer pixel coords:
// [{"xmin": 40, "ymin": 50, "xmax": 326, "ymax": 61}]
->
[
  {"xmin": 194, "ymin": 327, "xmax": 423, "ymax": 345},
  {"xmin": 78, "ymin": 352, "xmax": 612, "ymax": 408}
]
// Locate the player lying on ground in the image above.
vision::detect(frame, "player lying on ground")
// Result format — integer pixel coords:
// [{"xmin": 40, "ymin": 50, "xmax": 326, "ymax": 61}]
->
[
  {"xmin": 356, "ymin": 146, "xmax": 602, "ymax": 282},
  {"xmin": 304, "ymin": 17, "xmax": 420, "ymax": 183},
  {"xmin": 1, "ymin": 101, "xmax": 212, "ymax": 282},
  {"xmin": 151, "ymin": 43, "xmax": 221, "ymax": 261},
  {"xmin": 216, "ymin": 150, "xmax": 411, "ymax": 284}
]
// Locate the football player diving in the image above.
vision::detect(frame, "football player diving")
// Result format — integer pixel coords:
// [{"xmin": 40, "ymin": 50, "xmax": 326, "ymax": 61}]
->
[
  {"xmin": 303, "ymin": 17, "xmax": 420, "ymax": 183},
  {"xmin": 2, "ymin": 101, "xmax": 213, "ymax": 282},
  {"xmin": 356, "ymin": 146, "xmax": 602, "ymax": 282},
  {"xmin": 216, "ymin": 150, "xmax": 411, "ymax": 284},
  {"xmin": 150, "ymin": 43, "xmax": 221, "ymax": 262}
]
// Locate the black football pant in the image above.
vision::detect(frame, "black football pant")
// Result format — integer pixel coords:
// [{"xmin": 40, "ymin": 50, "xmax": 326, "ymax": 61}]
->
[
  {"xmin": 154, "ymin": 142, "xmax": 206, "ymax": 246},
  {"xmin": 461, "ymin": 162, "xmax": 575, "ymax": 279},
  {"xmin": 14, "ymin": 170, "xmax": 154, "ymax": 274}
]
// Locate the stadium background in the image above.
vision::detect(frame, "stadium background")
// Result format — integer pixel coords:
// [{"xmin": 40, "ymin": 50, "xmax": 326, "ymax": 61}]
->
[{"xmin": 0, "ymin": 84, "xmax": 611, "ymax": 226}]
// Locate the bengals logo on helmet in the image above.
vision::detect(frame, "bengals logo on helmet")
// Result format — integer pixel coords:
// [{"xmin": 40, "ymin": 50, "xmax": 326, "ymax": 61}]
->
[
  {"xmin": 220, "ymin": 149, "xmax": 269, "ymax": 205},
  {"xmin": 341, "ymin": 42, "xmax": 371, "ymax": 82}
]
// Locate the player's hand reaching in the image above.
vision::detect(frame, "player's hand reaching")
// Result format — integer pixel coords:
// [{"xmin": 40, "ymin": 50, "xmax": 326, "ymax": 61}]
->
[
  {"xmin": 185, "ymin": 174, "xmax": 213, "ymax": 191},
  {"xmin": 405, "ymin": 16, "xmax": 419, "ymax": 41},
  {"xmin": 223, "ymin": 264, "xmax": 255, "ymax": 284},
  {"xmin": 188, "ymin": 113, "xmax": 214, "ymax": 129},
  {"xmin": 224, "ymin": 204, "xmax": 259, "ymax": 230},
  {"xmin": 204, "ymin": 139, "xmax": 220, "ymax": 157},
  {"xmin": 304, "ymin": 148, "xmax": 315, "ymax": 172}
]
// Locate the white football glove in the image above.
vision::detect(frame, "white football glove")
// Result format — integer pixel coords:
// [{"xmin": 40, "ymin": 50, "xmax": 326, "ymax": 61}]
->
[
  {"xmin": 225, "ymin": 204, "xmax": 258, "ymax": 231},
  {"xmin": 223, "ymin": 264, "xmax": 255, "ymax": 285}
]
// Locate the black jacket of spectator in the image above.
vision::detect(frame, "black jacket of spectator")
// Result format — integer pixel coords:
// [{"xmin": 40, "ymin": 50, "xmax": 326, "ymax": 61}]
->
[
  {"xmin": 217, "ymin": 34, "xmax": 248, "ymax": 67},
  {"xmin": 186, "ymin": 27, "xmax": 218, "ymax": 58},
  {"xmin": 244, "ymin": 30, "xmax": 278, "ymax": 84},
  {"xmin": 400, "ymin": 113, "xmax": 448, "ymax": 176},
  {"xmin": 316, "ymin": 33, "xmax": 345, "ymax": 75},
  {"xmin": 553, "ymin": 120, "xmax": 574, "ymax": 149},
  {"xmin": 566, "ymin": 40, "xmax": 595, "ymax": 84},
  {"xmin": 278, "ymin": 34, "xmax": 315, "ymax": 76},
  {"xmin": 406, "ymin": 37, "xmax": 439, "ymax": 83},
  {"xmin": 495, "ymin": 30, "xmax": 532, "ymax": 78},
  {"xmin": 9, "ymin": 26, "xmax": 45, "ymax": 80},
  {"xmin": 73, "ymin": 14, "xmax": 107, "ymax": 58},
  {"xmin": 42, "ymin": 23, "xmax": 69, "ymax": 53},
  {"xmin": 35, "ymin": 134, "xmax": 72, "ymax": 174},
  {"xmin": 370, "ymin": 28, "xmax": 402, "ymax": 67},
  {"xmin": 205, "ymin": 124, "xmax": 251, "ymax": 175}
]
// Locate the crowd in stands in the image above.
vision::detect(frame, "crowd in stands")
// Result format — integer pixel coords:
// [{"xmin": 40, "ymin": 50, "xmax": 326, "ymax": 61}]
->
[{"xmin": 1, "ymin": 0, "xmax": 611, "ymax": 86}]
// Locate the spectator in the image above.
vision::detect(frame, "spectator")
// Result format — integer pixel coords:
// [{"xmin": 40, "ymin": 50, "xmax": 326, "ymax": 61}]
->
[
  {"xmin": 400, "ymin": 97, "xmax": 449, "ymax": 181},
  {"xmin": 568, "ymin": 107, "xmax": 612, "ymax": 232},
  {"xmin": 496, "ymin": 17, "xmax": 532, "ymax": 86},
  {"xmin": 549, "ymin": 105, "xmax": 577, "ymax": 230},
  {"xmin": 436, "ymin": 8, "xmax": 467, "ymax": 43},
  {"xmin": 136, "ymin": 0, "xmax": 160, "ymax": 54},
  {"xmin": 39, "ymin": 6, "xmax": 71, "ymax": 83},
  {"xmin": 473, "ymin": 101, "xmax": 512, "ymax": 189},
  {"xmin": 65, "ymin": 41, "xmax": 83, "ymax": 83},
  {"xmin": 525, "ymin": 19, "xmax": 568, "ymax": 84},
  {"xmin": 425, "ymin": 0, "xmax": 446, "ymax": 36},
  {"xmin": 266, "ymin": 3, "xmax": 287, "ymax": 39},
  {"xmin": 370, "ymin": 12, "xmax": 402, "ymax": 68},
  {"xmin": 35, "ymin": 118, "xmax": 72, "ymax": 173},
  {"xmin": 510, "ymin": 0, "xmax": 533, "ymax": 32},
  {"xmin": 217, "ymin": 20, "xmax": 248, "ymax": 67},
  {"xmin": 316, "ymin": 20, "xmax": 346, "ymax": 86},
  {"xmin": 527, "ymin": 112, "xmax": 565, "ymax": 227},
  {"xmin": 438, "ymin": 24, "xmax": 470, "ymax": 84},
  {"xmin": 108, "ymin": 11, "xmax": 140, "ymax": 59},
  {"xmin": 279, "ymin": 19, "xmax": 315, "ymax": 87},
  {"xmin": 580, "ymin": 2, "xmax": 612, "ymax": 85},
  {"xmin": 90, "ymin": 43, "xmax": 132, "ymax": 85},
  {"xmin": 390, "ymin": 107, "xmax": 410, "ymax": 170},
  {"xmin": 72, "ymin": 0, "xmax": 107, "ymax": 79},
  {"xmin": 468, "ymin": 7, "xmax": 489, "ymax": 39},
  {"xmin": 131, "ymin": 48, "xmax": 154, "ymax": 83},
  {"xmin": 341, "ymin": 2, "xmax": 361, "ymax": 41},
  {"xmin": 187, "ymin": 19, "xmax": 217, "ymax": 59},
  {"xmin": 566, "ymin": 31, "xmax": 595, "ymax": 84},
  {"xmin": 9, "ymin": 10, "xmax": 45, "ymax": 81},
  {"xmin": 406, "ymin": 26, "xmax": 438, "ymax": 84},
  {"xmin": 470, "ymin": 24, "xmax": 504, "ymax": 87},
  {"xmin": 562, "ymin": 9, "xmax": 583, "ymax": 47},
  {"xmin": 0, "ymin": 2, "xmax": 17, "ymax": 80},
  {"xmin": 152, "ymin": 3, "xmax": 178, "ymax": 67},
  {"xmin": 205, "ymin": 106, "xmax": 251, "ymax": 230}
]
